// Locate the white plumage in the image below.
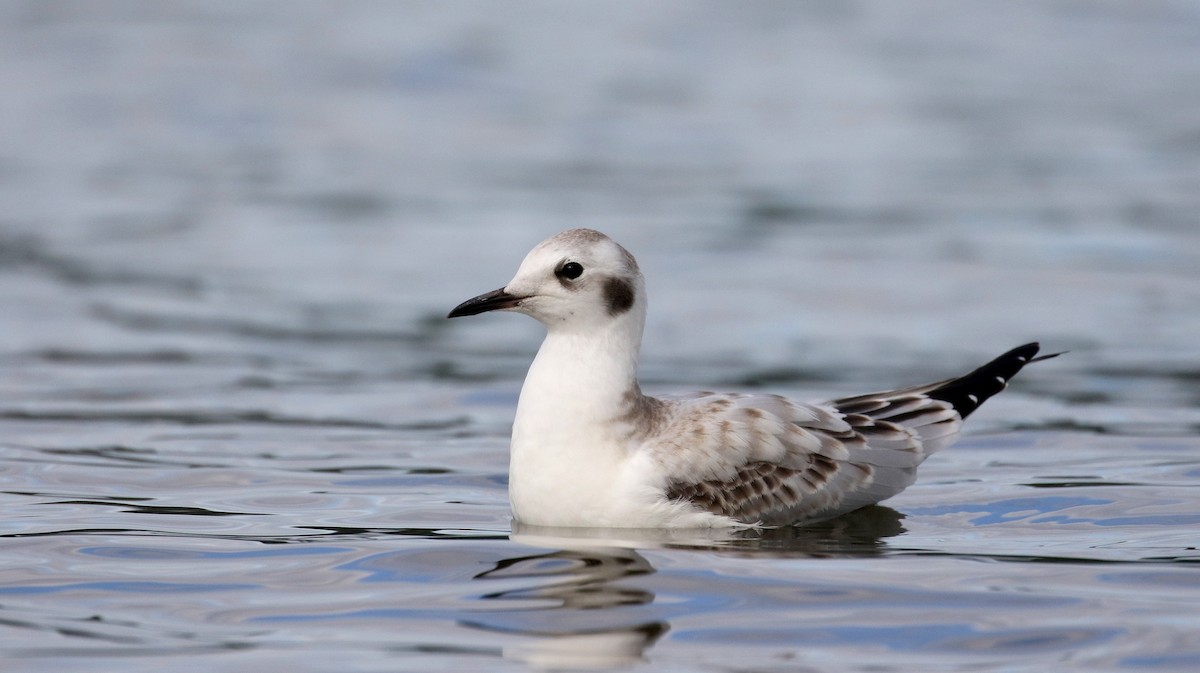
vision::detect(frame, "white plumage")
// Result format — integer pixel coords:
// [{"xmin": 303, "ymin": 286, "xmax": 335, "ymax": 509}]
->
[{"xmin": 448, "ymin": 229, "xmax": 1055, "ymax": 528}]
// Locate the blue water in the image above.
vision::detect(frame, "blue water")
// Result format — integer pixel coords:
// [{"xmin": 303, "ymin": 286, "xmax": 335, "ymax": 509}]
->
[{"xmin": 2, "ymin": 3, "xmax": 1199, "ymax": 671}]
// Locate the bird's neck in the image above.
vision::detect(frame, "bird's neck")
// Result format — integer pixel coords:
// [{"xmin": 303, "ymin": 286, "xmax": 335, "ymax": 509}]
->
[{"xmin": 516, "ymin": 315, "xmax": 645, "ymax": 430}]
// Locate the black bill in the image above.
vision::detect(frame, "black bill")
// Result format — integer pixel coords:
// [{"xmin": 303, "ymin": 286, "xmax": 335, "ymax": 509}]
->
[{"xmin": 447, "ymin": 288, "xmax": 523, "ymax": 318}]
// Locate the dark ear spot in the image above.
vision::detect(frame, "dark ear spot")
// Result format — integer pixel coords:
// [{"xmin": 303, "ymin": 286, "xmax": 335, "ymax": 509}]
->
[{"xmin": 603, "ymin": 277, "xmax": 635, "ymax": 316}]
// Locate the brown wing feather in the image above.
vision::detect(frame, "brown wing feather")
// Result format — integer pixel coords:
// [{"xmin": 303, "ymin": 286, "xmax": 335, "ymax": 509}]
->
[
  {"xmin": 665, "ymin": 453, "xmax": 876, "ymax": 524},
  {"xmin": 653, "ymin": 343, "xmax": 1056, "ymax": 525},
  {"xmin": 654, "ymin": 394, "xmax": 952, "ymax": 525}
]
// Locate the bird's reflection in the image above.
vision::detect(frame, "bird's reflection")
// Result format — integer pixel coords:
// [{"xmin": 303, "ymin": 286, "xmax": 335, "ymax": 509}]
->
[
  {"xmin": 462, "ymin": 506, "xmax": 905, "ymax": 668},
  {"xmin": 727, "ymin": 502, "xmax": 907, "ymax": 555},
  {"xmin": 462, "ymin": 546, "xmax": 666, "ymax": 668},
  {"xmin": 508, "ymin": 502, "xmax": 905, "ymax": 555}
]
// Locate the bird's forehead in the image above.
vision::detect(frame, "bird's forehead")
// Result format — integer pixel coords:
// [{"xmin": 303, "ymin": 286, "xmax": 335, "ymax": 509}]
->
[{"xmin": 515, "ymin": 242, "xmax": 572, "ymax": 274}]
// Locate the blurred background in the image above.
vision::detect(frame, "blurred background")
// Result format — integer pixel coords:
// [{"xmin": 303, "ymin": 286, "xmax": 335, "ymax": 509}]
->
[
  {"xmin": 4, "ymin": 4, "xmax": 1200, "ymax": 669},
  {"xmin": 2, "ymin": 1, "xmax": 1199, "ymax": 422}
]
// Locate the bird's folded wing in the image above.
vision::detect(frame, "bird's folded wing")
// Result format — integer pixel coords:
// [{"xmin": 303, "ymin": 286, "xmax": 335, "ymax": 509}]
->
[{"xmin": 649, "ymin": 391, "xmax": 959, "ymax": 524}]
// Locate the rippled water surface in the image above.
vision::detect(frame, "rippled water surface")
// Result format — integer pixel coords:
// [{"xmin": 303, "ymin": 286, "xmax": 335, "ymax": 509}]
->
[{"xmin": 3, "ymin": 3, "xmax": 1200, "ymax": 671}]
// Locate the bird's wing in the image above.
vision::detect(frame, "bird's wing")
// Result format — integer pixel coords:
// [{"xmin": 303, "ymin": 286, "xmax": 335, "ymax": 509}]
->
[
  {"xmin": 650, "ymin": 343, "xmax": 1048, "ymax": 525},
  {"xmin": 648, "ymin": 391, "xmax": 954, "ymax": 524}
]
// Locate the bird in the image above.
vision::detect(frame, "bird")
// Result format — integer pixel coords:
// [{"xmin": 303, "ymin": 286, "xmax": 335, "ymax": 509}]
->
[{"xmin": 448, "ymin": 228, "xmax": 1058, "ymax": 528}]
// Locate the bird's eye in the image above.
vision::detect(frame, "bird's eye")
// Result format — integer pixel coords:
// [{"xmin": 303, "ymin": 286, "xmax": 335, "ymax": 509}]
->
[{"xmin": 557, "ymin": 261, "xmax": 584, "ymax": 280}]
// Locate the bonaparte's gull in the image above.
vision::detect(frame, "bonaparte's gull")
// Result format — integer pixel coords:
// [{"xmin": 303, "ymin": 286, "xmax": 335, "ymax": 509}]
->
[{"xmin": 448, "ymin": 229, "xmax": 1058, "ymax": 528}]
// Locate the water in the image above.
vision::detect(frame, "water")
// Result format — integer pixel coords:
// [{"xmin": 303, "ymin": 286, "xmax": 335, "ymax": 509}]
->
[{"xmin": 2, "ymin": 2, "xmax": 1200, "ymax": 671}]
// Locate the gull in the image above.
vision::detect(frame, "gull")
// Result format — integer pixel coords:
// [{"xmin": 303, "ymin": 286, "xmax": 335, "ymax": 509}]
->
[{"xmin": 448, "ymin": 229, "xmax": 1058, "ymax": 528}]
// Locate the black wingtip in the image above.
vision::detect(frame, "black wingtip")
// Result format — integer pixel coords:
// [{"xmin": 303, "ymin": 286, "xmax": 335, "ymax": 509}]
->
[{"xmin": 927, "ymin": 342, "xmax": 1055, "ymax": 419}]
